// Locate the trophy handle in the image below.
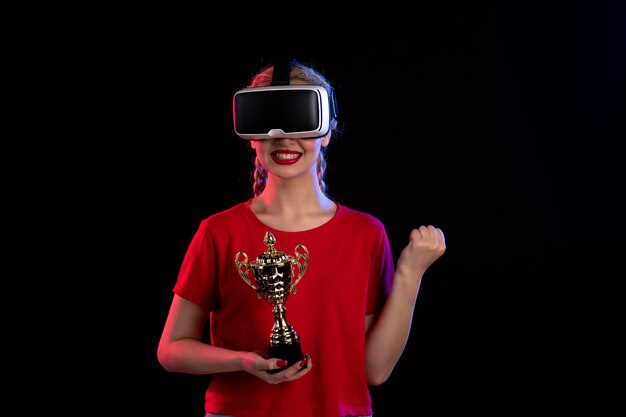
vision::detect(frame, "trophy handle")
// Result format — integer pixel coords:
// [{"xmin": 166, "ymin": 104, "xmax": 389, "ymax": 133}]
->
[
  {"xmin": 235, "ymin": 251, "xmax": 258, "ymax": 291},
  {"xmin": 290, "ymin": 244, "xmax": 309, "ymax": 294}
]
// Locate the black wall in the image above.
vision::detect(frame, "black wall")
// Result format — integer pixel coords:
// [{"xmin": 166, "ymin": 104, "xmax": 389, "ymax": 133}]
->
[{"xmin": 114, "ymin": 1, "xmax": 625, "ymax": 415}]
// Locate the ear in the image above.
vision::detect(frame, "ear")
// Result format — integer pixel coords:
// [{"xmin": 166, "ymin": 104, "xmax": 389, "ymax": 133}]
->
[{"xmin": 321, "ymin": 131, "xmax": 331, "ymax": 148}]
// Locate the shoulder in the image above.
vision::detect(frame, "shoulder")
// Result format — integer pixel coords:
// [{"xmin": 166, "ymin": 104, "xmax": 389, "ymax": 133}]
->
[
  {"xmin": 332, "ymin": 203, "xmax": 391, "ymax": 254},
  {"xmin": 202, "ymin": 201, "xmax": 248, "ymax": 225},
  {"xmin": 194, "ymin": 202, "xmax": 250, "ymax": 238},
  {"xmin": 336, "ymin": 203, "xmax": 386, "ymax": 232}
]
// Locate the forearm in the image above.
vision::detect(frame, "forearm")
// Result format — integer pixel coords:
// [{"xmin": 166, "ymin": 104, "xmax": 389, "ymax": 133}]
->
[
  {"xmin": 365, "ymin": 268, "xmax": 424, "ymax": 385},
  {"xmin": 158, "ymin": 338, "xmax": 246, "ymax": 375}
]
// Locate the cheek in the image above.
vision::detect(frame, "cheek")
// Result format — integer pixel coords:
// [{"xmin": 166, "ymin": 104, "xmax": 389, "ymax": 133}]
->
[{"xmin": 303, "ymin": 140, "xmax": 323, "ymax": 152}]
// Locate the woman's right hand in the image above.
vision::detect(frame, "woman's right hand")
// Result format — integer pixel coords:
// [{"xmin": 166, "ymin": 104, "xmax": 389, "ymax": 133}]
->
[{"xmin": 242, "ymin": 351, "xmax": 312, "ymax": 384}]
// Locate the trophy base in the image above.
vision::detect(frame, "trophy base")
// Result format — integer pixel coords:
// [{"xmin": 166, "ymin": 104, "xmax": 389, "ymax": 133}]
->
[{"xmin": 267, "ymin": 341, "xmax": 305, "ymax": 374}]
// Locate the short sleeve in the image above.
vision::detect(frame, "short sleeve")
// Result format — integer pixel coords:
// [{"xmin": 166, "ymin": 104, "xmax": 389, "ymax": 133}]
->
[
  {"xmin": 173, "ymin": 220, "xmax": 219, "ymax": 312},
  {"xmin": 365, "ymin": 222, "xmax": 394, "ymax": 315}
]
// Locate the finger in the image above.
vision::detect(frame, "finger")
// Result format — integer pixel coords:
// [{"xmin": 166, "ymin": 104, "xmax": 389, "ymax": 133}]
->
[
  {"xmin": 267, "ymin": 356, "xmax": 311, "ymax": 383},
  {"xmin": 300, "ymin": 352, "xmax": 312, "ymax": 369},
  {"xmin": 291, "ymin": 355, "xmax": 313, "ymax": 379},
  {"xmin": 411, "ymin": 226, "xmax": 427, "ymax": 241},
  {"xmin": 419, "ymin": 225, "xmax": 436, "ymax": 244},
  {"xmin": 437, "ymin": 228, "xmax": 446, "ymax": 248},
  {"xmin": 268, "ymin": 359, "xmax": 288, "ymax": 371}
]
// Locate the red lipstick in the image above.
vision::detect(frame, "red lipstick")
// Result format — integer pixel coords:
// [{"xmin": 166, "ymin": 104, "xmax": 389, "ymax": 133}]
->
[{"xmin": 271, "ymin": 150, "xmax": 302, "ymax": 165}]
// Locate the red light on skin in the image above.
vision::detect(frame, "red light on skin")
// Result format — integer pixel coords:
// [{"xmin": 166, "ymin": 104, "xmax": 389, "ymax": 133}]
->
[{"xmin": 271, "ymin": 150, "xmax": 302, "ymax": 165}]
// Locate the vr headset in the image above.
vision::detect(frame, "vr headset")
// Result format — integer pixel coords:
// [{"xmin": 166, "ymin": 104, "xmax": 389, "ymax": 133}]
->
[{"xmin": 232, "ymin": 59, "xmax": 338, "ymax": 140}]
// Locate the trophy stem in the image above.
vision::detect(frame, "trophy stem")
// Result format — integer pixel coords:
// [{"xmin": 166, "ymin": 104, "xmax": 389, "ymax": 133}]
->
[
  {"xmin": 270, "ymin": 304, "xmax": 299, "ymax": 346},
  {"xmin": 268, "ymin": 303, "xmax": 304, "ymax": 374}
]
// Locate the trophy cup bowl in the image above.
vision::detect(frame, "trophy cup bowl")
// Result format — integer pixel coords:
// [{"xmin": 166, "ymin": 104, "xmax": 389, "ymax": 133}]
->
[{"xmin": 235, "ymin": 230, "xmax": 309, "ymax": 373}]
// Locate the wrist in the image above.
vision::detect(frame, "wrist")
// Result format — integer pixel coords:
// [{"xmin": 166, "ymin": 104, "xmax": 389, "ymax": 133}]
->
[{"xmin": 395, "ymin": 265, "xmax": 425, "ymax": 284}]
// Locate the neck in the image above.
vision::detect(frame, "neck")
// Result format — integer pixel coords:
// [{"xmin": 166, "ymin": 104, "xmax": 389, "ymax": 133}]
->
[{"xmin": 258, "ymin": 177, "xmax": 333, "ymax": 212}]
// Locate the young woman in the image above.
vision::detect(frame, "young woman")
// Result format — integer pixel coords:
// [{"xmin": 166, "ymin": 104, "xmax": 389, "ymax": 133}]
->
[{"xmin": 157, "ymin": 59, "xmax": 446, "ymax": 417}]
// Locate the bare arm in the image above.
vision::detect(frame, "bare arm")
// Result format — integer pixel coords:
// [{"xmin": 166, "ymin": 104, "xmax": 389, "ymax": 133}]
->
[
  {"xmin": 364, "ymin": 225, "xmax": 446, "ymax": 385},
  {"xmin": 157, "ymin": 294, "xmax": 312, "ymax": 382}
]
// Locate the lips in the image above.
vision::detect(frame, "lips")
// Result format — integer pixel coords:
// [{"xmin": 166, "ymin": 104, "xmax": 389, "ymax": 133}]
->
[{"xmin": 271, "ymin": 150, "xmax": 303, "ymax": 165}]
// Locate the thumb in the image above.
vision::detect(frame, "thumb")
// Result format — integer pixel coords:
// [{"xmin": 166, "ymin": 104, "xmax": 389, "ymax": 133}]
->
[{"xmin": 270, "ymin": 359, "xmax": 288, "ymax": 370}]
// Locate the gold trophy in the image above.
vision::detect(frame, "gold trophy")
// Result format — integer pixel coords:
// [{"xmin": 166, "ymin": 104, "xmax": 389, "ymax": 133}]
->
[{"xmin": 235, "ymin": 230, "xmax": 309, "ymax": 373}]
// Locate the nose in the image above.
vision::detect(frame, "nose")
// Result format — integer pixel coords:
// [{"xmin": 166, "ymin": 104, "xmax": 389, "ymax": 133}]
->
[{"xmin": 272, "ymin": 136, "xmax": 298, "ymax": 145}]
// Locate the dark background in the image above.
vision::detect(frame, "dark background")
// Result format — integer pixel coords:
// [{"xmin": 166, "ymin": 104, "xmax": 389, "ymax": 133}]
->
[{"xmin": 113, "ymin": 1, "xmax": 624, "ymax": 415}]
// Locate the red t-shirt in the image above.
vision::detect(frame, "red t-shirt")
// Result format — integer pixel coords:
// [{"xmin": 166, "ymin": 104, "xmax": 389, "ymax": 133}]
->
[{"xmin": 174, "ymin": 200, "xmax": 394, "ymax": 417}]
